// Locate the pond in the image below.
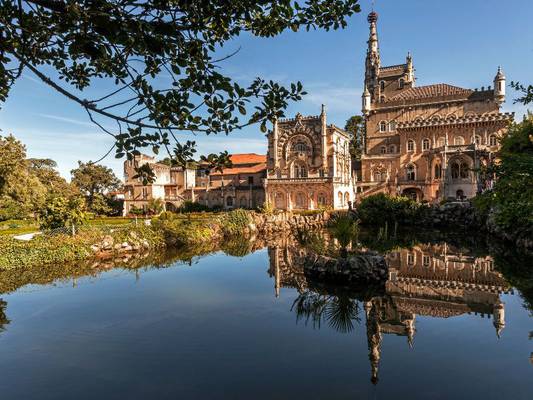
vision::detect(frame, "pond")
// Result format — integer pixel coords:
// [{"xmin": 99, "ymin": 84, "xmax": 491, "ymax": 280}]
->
[{"xmin": 0, "ymin": 230, "xmax": 531, "ymax": 399}]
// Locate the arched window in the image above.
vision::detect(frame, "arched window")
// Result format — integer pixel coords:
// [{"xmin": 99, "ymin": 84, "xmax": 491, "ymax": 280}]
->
[
  {"xmin": 473, "ymin": 135, "xmax": 482, "ymax": 145},
  {"xmin": 438, "ymin": 137, "xmax": 446, "ymax": 147},
  {"xmin": 226, "ymin": 196, "xmax": 233, "ymax": 207},
  {"xmin": 454, "ymin": 136, "xmax": 465, "ymax": 145},
  {"xmin": 451, "ymin": 161, "xmax": 460, "ymax": 179},
  {"xmin": 293, "ymin": 142, "xmax": 307, "ymax": 152},
  {"xmin": 399, "ymin": 78, "xmax": 405, "ymax": 89},
  {"xmin": 293, "ymin": 163, "xmax": 307, "ymax": 178},
  {"xmin": 406, "ymin": 164, "xmax": 416, "ymax": 181},
  {"xmin": 407, "ymin": 139, "xmax": 415, "ymax": 152},
  {"xmin": 239, "ymin": 197, "xmax": 247, "ymax": 208},
  {"xmin": 379, "ymin": 121, "xmax": 387, "ymax": 132},
  {"xmin": 489, "ymin": 135, "xmax": 498, "ymax": 146},
  {"xmin": 434, "ymin": 163, "xmax": 442, "ymax": 179},
  {"xmin": 389, "ymin": 121, "xmax": 397, "ymax": 131},
  {"xmin": 295, "ymin": 192, "xmax": 307, "ymax": 209},
  {"xmin": 460, "ymin": 161, "xmax": 469, "ymax": 179},
  {"xmin": 456, "ymin": 189, "xmax": 464, "ymax": 200},
  {"xmin": 389, "ymin": 144, "xmax": 396, "ymax": 153},
  {"xmin": 344, "ymin": 192, "xmax": 350, "ymax": 207},
  {"xmin": 380, "ymin": 80, "xmax": 385, "ymax": 91},
  {"xmin": 423, "ymin": 255, "xmax": 430, "ymax": 267},
  {"xmin": 422, "ymin": 138, "xmax": 431, "ymax": 151},
  {"xmin": 275, "ymin": 192, "xmax": 285, "ymax": 209},
  {"xmin": 317, "ymin": 192, "xmax": 327, "ymax": 206},
  {"xmin": 380, "ymin": 146, "xmax": 387, "ymax": 154},
  {"xmin": 373, "ymin": 171, "xmax": 386, "ymax": 182}
]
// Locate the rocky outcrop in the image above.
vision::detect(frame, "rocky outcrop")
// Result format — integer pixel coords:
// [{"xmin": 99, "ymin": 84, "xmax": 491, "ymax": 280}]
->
[
  {"xmin": 426, "ymin": 202, "xmax": 532, "ymax": 251},
  {"xmin": 302, "ymin": 251, "xmax": 388, "ymax": 284},
  {"xmin": 427, "ymin": 202, "xmax": 479, "ymax": 228}
]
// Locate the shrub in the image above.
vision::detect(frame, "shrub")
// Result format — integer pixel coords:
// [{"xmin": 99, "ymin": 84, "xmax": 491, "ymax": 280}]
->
[
  {"xmin": 218, "ymin": 209, "xmax": 253, "ymax": 236},
  {"xmin": 177, "ymin": 200, "xmax": 212, "ymax": 213},
  {"xmin": 39, "ymin": 196, "xmax": 87, "ymax": 232},
  {"xmin": 357, "ymin": 193, "xmax": 427, "ymax": 226}
]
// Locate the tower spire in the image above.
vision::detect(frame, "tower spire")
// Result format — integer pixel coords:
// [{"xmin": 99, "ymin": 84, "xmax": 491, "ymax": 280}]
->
[{"xmin": 364, "ymin": 7, "xmax": 380, "ymax": 104}]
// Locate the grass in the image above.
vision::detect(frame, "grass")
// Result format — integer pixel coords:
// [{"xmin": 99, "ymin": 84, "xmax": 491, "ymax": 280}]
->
[{"xmin": 0, "ymin": 216, "xmax": 138, "ymax": 236}]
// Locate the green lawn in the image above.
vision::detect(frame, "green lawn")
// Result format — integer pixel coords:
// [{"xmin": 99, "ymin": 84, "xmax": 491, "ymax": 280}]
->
[{"xmin": 0, "ymin": 217, "xmax": 137, "ymax": 236}]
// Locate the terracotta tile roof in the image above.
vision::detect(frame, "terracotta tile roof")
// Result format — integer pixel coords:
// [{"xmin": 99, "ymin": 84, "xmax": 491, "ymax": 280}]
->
[
  {"xmin": 386, "ymin": 84, "xmax": 472, "ymax": 102},
  {"xmin": 208, "ymin": 153, "xmax": 267, "ymax": 175},
  {"xmin": 210, "ymin": 163, "xmax": 266, "ymax": 176},
  {"xmin": 229, "ymin": 153, "xmax": 266, "ymax": 165}
]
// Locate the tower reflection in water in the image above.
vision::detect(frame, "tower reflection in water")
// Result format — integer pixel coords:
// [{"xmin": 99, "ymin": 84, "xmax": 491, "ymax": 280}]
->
[{"xmin": 268, "ymin": 242, "xmax": 510, "ymax": 384}]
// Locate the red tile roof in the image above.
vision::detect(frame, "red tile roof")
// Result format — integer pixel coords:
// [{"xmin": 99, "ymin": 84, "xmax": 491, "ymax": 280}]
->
[
  {"xmin": 386, "ymin": 84, "xmax": 472, "ymax": 102},
  {"xmin": 229, "ymin": 153, "xmax": 266, "ymax": 165},
  {"xmin": 209, "ymin": 153, "xmax": 266, "ymax": 175}
]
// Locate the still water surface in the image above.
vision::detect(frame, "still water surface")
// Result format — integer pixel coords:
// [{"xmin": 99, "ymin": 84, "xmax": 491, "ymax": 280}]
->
[{"xmin": 0, "ymin": 234, "xmax": 531, "ymax": 399}]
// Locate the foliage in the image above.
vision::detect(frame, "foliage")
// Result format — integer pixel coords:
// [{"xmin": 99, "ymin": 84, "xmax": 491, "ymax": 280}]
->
[
  {"xmin": 177, "ymin": 200, "xmax": 213, "ymax": 213},
  {"xmin": 151, "ymin": 217, "xmax": 218, "ymax": 247},
  {"xmin": 71, "ymin": 161, "xmax": 121, "ymax": 212},
  {"xmin": 357, "ymin": 193, "xmax": 427, "ymax": 226},
  {"xmin": 259, "ymin": 201, "xmax": 275, "ymax": 215},
  {"xmin": 510, "ymin": 81, "xmax": 533, "ymax": 105},
  {"xmin": 344, "ymin": 115, "xmax": 365, "ymax": 160},
  {"xmin": 218, "ymin": 209, "xmax": 253, "ymax": 236},
  {"xmin": 473, "ymin": 117, "xmax": 533, "ymax": 239},
  {"xmin": 0, "ymin": 1, "xmax": 361, "ymax": 176},
  {"xmin": 27, "ymin": 158, "xmax": 74, "ymax": 198},
  {"xmin": 329, "ymin": 213, "xmax": 358, "ymax": 257},
  {"xmin": 200, "ymin": 151, "xmax": 233, "ymax": 175},
  {"xmin": 0, "ymin": 135, "xmax": 48, "ymax": 220},
  {"xmin": 39, "ymin": 196, "xmax": 87, "ymax": 231},
  {"xmin": 0, "ymin": 224, "xmax": 165, "ymax": 270},
  {"xmin": 147, "ymin": 198, "xmax": 165, "ymax": 215},
  {"xmin": 291, "ymin": 290, "xmax": 361, "ymax": 333},
  {"xmin": 221, "ymin": 237, "xmax": 255, "ymax": 258}
]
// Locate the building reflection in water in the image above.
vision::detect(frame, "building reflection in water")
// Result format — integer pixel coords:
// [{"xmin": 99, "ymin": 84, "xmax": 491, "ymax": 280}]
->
[
  {"xmin": 268, "ymin": 241, "xmax": 511, "ymax": 384},
  {"xmin": 0, "ymin": 299, "xmax": 9, "ymax": 333}
]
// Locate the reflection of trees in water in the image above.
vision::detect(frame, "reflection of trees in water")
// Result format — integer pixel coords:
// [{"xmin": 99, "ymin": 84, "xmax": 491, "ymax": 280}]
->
[
  {"xmin": 0, "ymin": 299, "xmax": 9, "ymax": 332},
  {"xmin": 291, "ymin": 291, "xmax": 361, "ymax": 333}
]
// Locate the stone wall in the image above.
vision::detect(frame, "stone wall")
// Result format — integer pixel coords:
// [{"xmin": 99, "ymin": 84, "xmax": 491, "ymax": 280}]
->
[{"xmin": 251, "ymin": 211, "xmax": 331, "ymax": 234}]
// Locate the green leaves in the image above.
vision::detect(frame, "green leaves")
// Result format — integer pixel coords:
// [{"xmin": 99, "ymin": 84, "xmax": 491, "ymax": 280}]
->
[{"xmin": 0, "ymin": 0, "xmax": 361, "ymax": 173}]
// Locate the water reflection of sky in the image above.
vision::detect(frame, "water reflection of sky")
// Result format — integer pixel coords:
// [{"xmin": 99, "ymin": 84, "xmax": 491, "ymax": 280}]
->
[{"xmin": 0, "ymin": 246, "xmax": 531, "ymax": 399}]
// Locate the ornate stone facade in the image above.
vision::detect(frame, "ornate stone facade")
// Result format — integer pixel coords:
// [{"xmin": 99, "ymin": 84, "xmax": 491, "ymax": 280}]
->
[
  {"xmin": 360, "ymin": 11, "xmax": 513, "ymax": 201},
  {"xmin": 265, "ymin": 107, "xmax": 355, "ymax": 210}
]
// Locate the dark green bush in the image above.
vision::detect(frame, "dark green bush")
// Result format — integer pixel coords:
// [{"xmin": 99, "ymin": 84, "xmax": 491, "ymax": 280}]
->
[{"xmin": 357, "ymin": 193, "xmax": 427, "ymax": 226}]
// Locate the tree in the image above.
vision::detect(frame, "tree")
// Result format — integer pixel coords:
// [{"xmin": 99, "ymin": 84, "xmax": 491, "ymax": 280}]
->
[
  {"xmin": 0, "ymin": 1, "xmax": 361, "ymax": 179},
  {"xmin": 39, "ymin": 196, "xmax": 87, "ymax": 233},
  {"xmin": 71, "ymin": 161, "xmax": 121, "ymax": 212},
  {"xmin": 0, "ymin": 135, "xmax": 47, "ymax": 220},
  {"xmin": 475, "ymin": 116, "xmax": 533, "ymax": 239},
  {"xmin": 27, "ymin": 158, "xmax": 76, "ymax": 198},
  {"xmin": 511, "ymin": 82, "xmax": 533, "ymax": 106},
  {"xmin": 344, "ymin": 115, "xmax": 365, "ymax": 160}
]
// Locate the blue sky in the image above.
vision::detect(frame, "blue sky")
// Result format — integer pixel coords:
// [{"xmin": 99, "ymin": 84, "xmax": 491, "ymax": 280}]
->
[{"xmin": 1, "ymin": 0, "xmax": 531, "ymax": 179}]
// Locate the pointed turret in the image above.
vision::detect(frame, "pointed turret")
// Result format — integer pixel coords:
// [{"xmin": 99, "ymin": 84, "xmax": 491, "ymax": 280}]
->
[
  {"xmin": 493, "ymin": 66, "xmax": 506, "ymax": 104},
  {"xmin": 493, "ymin": 301, "xmax": 505, "ymax": 338},
  {"xmin": 362, "ymin": 85, "xmax": 371, "ymax": 115}
]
